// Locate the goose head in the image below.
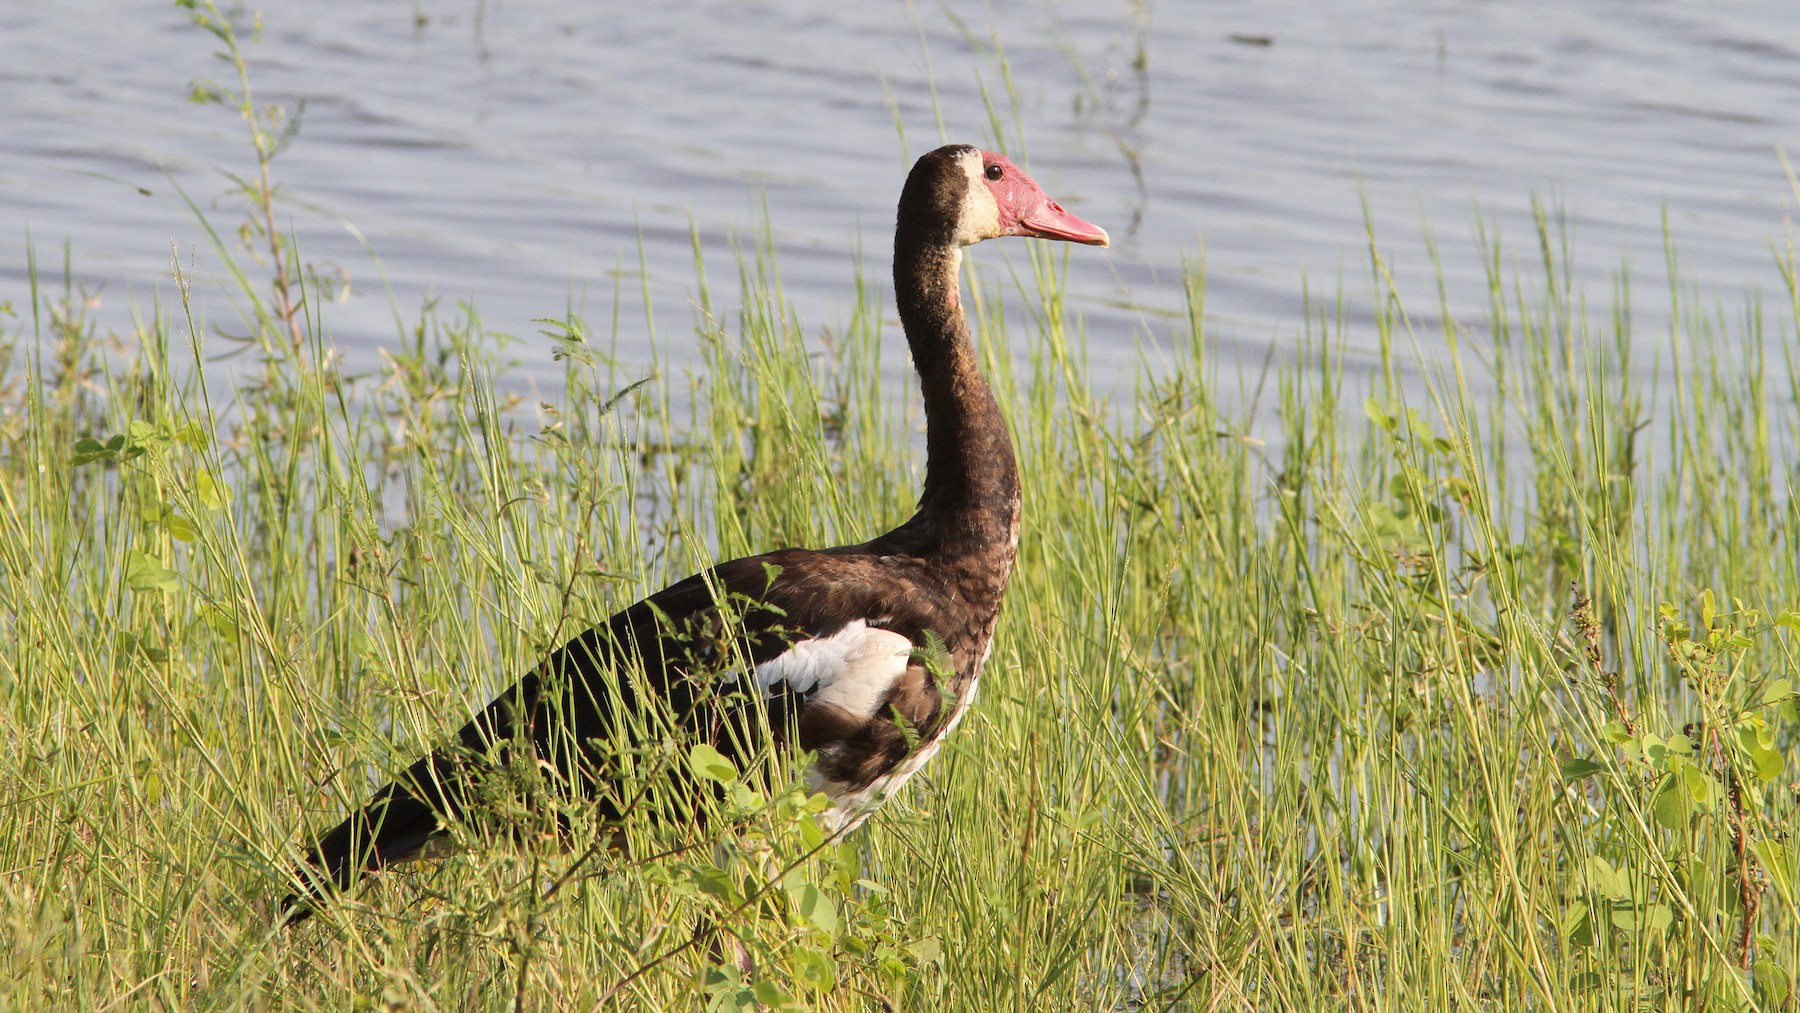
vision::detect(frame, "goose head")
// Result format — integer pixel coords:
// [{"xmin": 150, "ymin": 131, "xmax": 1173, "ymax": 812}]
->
[{"xmin": 901, "ymin": 145, "xmax": 1110, "ymax": 251}]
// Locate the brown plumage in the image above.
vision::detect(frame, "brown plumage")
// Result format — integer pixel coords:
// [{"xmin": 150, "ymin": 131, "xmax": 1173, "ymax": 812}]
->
[{"xmin": 281, "ymin": 144, "xmax": 1107, "ymax": 921}]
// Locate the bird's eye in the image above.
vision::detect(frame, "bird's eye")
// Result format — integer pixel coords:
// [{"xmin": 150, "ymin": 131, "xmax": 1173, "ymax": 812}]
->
[{"xmin": 985, "ymin": 163, "xmax": 1003, "ymax": 181}]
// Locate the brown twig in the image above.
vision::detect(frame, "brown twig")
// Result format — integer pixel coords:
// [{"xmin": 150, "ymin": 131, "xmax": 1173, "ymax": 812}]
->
[{"xmin": 1572, "ymin": 583, "xmax": 1634, "ymax": 734}]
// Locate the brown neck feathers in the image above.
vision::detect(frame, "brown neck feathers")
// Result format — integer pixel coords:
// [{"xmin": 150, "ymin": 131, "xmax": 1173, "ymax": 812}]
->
[{"xmin": 883, "ymin": 169, "xmax": 1021, "ymax": 572}]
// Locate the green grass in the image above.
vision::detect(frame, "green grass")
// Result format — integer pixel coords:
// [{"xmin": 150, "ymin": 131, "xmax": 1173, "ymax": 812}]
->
[{"xmin": 3, "ymin": 8, "xmax": 1799, "ymax": 1011}]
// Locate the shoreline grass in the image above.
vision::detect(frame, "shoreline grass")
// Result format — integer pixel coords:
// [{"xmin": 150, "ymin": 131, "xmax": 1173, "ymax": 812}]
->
[{"xmin": 2, "ymin": 5, "xmax": 1798, "ymax": 1010}]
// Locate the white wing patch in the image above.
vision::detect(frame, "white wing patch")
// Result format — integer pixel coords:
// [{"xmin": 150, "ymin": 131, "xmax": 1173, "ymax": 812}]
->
[{"xmin": 753, "ymin": 619, "xmax": 914, "ymax": 719}]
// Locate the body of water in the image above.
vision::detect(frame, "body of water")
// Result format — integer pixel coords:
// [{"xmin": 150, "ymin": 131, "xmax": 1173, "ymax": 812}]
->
[{"xmin": 5, "ymin": 0, "xmax": 1799, "ymax": 396}]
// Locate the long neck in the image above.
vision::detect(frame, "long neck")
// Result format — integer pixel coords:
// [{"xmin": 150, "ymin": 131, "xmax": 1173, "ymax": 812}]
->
[{"xmin": 881, "ymin": 231, "xmax": 1020, "ymax": 566}]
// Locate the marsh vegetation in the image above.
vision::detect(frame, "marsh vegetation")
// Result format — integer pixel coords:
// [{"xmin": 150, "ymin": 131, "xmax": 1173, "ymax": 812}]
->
[{"xmin": 1, "ymin": 4, "xmax": 1796, "ymax": 1010}]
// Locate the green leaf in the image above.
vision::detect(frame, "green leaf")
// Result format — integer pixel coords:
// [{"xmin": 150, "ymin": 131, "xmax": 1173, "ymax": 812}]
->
[
  {"xmin": 71, "ymin": 433, "xmax": 132, "ymax": 466},
  {"xmin": 705, "ymin": 985, "xmax": 756, "ymax": 1013},
  {"xmin": 71, "ymin": 437, "xmax": 109, "ymax": 465},
  {"xmin": 700, "ymin": 964, "xmax": 739, "ymax": 990},
  {"xmin": 725, "ymin": 781, "xmax": 759, "ymax": 814},
  {"xmin": 200, "ymin": 603, "xmax": 242, "ymax": 640},
  {"xmin": 124, "ymin": 550, "xmax": 179, "ymax": 593},
  {"xmin": 1750, "ymin": 746, "xmax": 1785, "ymax": 782},
  {"xmin": 1736, "ymin": 720, "xmax": 1784, "ymax": 781},
  {"xmin": 687, "ymin": 743, "xmax": 738, "ymax": 784},
  {"xmin": 796, "ymin": 812, "xmax": 827, "ymax": 851},
  {"xmin": 1752, "ymin": 840, "xmax": 1793, "ymax": 902},
  {"xmin": 167, "ymin": 514, "xmax": 199, "ymax": 542},
  {"xmin": 749, "ymin": 981, "xmax": 795, "ymax": 1009},
  {"xmin": 1683, "ymin": 765, "xmax": 1723, "ymax": 810},
  {"xmin": 196, "ymin": 470, "xmax": 231, "ymax": 510},
  {"xmin": 174, "ymin": 420, "xmax": 209, "ymax": 449},
  {"xmin": 114, "ymin": 631, "xmax": 169, "ymax": 664},
  {"xmin": 1388, "ymin": 471, "xmax": 1413, "ymax": 502},
  {"xmin": 689, "ymin": 864, "xmax": 739, "ymax": 905},
  {"xmin": 1651, "ymin": 775, "xmax": 1693, "ymax": 829},
  {"xmin": 1709, "ymin": 968, "xmax": 1756, "ymax": 1012},
  {"xmin": 1568, "ymin": 971, "xmax": 1606, "ymax": 994},
  {"xmin": 1752, "ymin": 959, "xmax": 1791, "ymax": 1007},
  {"xmin": 1613, "ymin": 902, "xmax": 1672, "ymax": 937},
  {"xmin": 790, "ymin": 946, "xmax": 837, "ymax": 992},
  {"xmin": 139, "ymin": 500, "xmax": 199, "ymax": 542},
  {"xmin": 1585, "ymin": 856, "xmax": 1630, "ymax": 900},
  {"xmin": 789, "ymin": 882, "xmax": 838, "ymax": 936},
  {"xmin": 1559, "ymin": 757, "xmax": 1607, "ymax": 782},
  {"xmin": 1561, "ymin": 903, "xmax": 1596, "ymax": 947},
  {"xmin": 1701, "ymin": 588, "xmax": 1716, "ymax": 631}
]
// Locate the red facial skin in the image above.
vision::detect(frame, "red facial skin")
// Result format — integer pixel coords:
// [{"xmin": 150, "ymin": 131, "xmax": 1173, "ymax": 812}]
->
[{"xmin": 978, "ymin": 150, "xmax": 1110, "ymax": 247}]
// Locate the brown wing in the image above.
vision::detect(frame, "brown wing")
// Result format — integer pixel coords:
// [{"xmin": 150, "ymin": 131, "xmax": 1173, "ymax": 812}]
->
[{"xmin": 283, "ymin": 548, "xmax": 954, "ymax": 917}]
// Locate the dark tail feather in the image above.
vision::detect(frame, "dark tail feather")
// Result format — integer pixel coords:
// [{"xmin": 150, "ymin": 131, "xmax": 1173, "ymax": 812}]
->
[
  {"xmin": 279, "ymin": 671, "xmax": 551, "ymax": 923},
  {"xmin": 279, "ymin": 780, "xmax": 446, "ymax": 925}
]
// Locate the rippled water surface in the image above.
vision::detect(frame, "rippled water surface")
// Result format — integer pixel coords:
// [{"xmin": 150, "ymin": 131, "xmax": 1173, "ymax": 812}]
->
[{"xmin": 6, "ymin": 1, "xmax": 1799, "ymax": 394}]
